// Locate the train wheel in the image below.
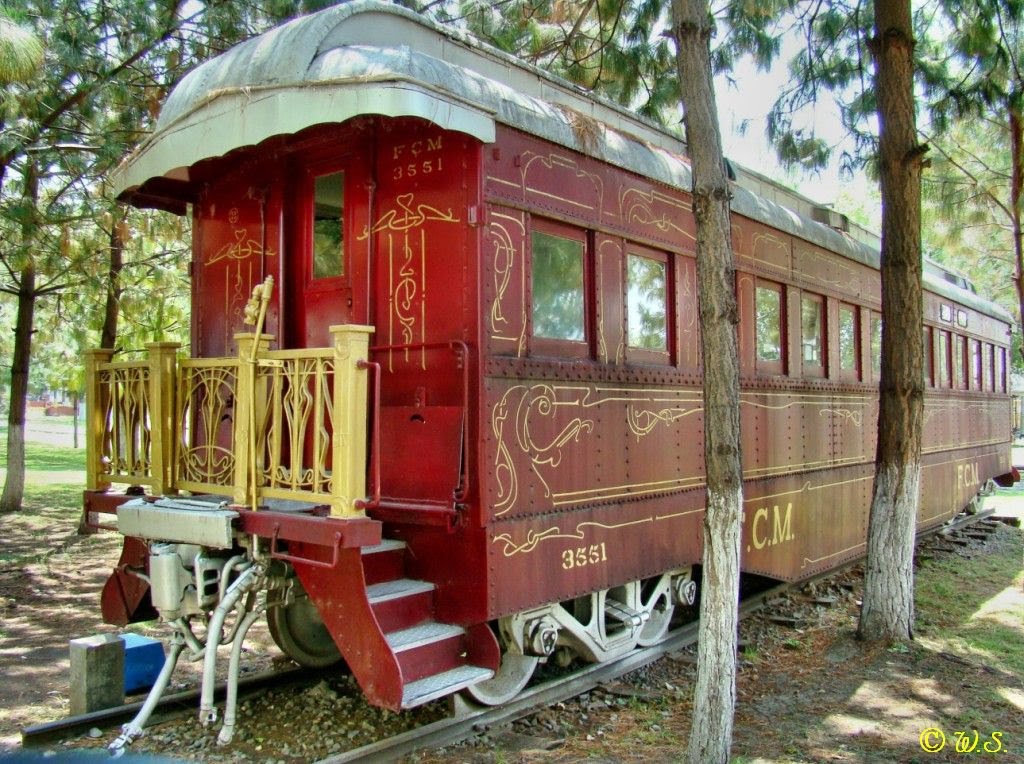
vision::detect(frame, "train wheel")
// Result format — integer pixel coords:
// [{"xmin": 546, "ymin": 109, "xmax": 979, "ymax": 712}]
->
[
  {"xmin": 267, "ymin": 595, "xmax": 342, "ymax": 668},
  {"xmin": 464, "ymin": 619, "xmax": 539, "ymax": 705},
  {"xmin": 635, "ymin": 574, "xmax": 674, "ymax": 647}
]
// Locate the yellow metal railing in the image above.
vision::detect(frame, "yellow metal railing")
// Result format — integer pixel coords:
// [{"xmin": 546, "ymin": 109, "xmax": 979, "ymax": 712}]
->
[
  {"xmin": 85, "ymin": 325, "xmax": 374, "ymax": 518},
  {"xmin": 176, "ymin": 356, "xmax": 240, "ymax": 494}
]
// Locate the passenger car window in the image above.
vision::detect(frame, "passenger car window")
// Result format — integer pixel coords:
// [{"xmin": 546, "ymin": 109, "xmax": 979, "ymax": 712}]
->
[
  {"xmin": 923, "ymin": 327, "xmax": 933, "ymax": 387},
  {"xmin": 838, "ymin": 303, "xmax": 859, "ymax": 375},
  {"xmin": 626, "ymin": 253, "xmax": 667, "ymax": 351},
  {"xmin": 532, "ymin": 229, "xmax": 585, "ymax": 342},
  {"xmin": 870, "ymin": 314, "xmax": 882, "ymax": 379},
  {"xmin": 938, "ymin": 331, "xmax": 951, "ymax": 388},
  {"xmin": 971, "ymin": 339, "xmax": 982, "ymax": 389},
  {"xmin": 312, "ymin": 171, "xmax": 344, "ymax": 280},
  {"xmin": 755, "ymin": 282, "xmax": 784, "ymax": 372},
  {"xmin": 801, "ymin": 294, "xmax": 824, "ymax": 375},
  {"xmin": 954, "ymin": 334, "xmax": 966, "ymax": 388}
]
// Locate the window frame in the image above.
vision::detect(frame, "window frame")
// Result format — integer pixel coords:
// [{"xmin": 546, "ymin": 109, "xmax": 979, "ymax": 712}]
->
[
  {"xmin": 302, "ymin": 160, "xmax": 351, "ymax": 293},
  {"xmin": 970, "ymin": 338, "xmax": 983, "ymax": 390},
  {"xmin": 837, "ymin": 301, "xmax": 861, "ymax": 381},
  {"xmin": 800, "ymin": 292, "xmax": 826, "ymax": 378},
  {"xmin": 923, "ymin": 326, "xmax": 934, "ymax": 388},
  {"xmin": 754, "ymin": 279, "xmax": 786, "ymax": 376},
  {"xmin": 870, "ymin": 311, "xmax": 883, "ymax": 382},
  {"xmin": 954, "ymin": 334, "xmax": 967, "ymax": 390},
  {"xmin": 624, "ymin": 245, "xmax": 673, "ymax": 366},
  {"xmin": 937, "ymin": 330, "xmax": 952, "ymax": 388},
  {"xmin": 528, "ymin": 218, "xmax": 592, "ymax": 359}
]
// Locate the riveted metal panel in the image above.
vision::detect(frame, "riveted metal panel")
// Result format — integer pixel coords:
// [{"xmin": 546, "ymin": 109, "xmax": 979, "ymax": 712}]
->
[{"xmin": 487, "ymin": 493, "xmax": 703, "ymax": 617}]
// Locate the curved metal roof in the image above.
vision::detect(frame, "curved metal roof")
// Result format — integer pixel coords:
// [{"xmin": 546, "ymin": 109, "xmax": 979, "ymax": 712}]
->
[{"xmin": 111, "ymin": 0, "xmax": 1012, "ymax": 325}]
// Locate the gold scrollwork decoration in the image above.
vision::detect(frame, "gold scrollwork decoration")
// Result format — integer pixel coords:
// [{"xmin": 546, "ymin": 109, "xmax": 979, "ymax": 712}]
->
[
  {"xmin": 818, "ymin": 408, "xmax": 864, "ymax": 427},
  {"xmin": 493, "ymin": 518, "xmax": 652, "ymax": 557},
  {"xmin": 619, "ymin": 187, "xmax": 693, "ymax": 240},
  {"xmin": 357, "ymin": 193, "xmax": 460, "ymax": 239},
  {"xmin": 492, "ymin": 388, "xmax": 520, "ymax": 514},
  {"xmin": 626, "ymin": 404, "xmax": 699, "ymax": 439},
  {"xmin": 514, "ymin": 385, "xmax": 595, "ymax": 500},
  {"xmin": 487, "ymin": 213, "xmax": 527, "ymax": 353},
  {"xmin": 177, "ymin": 362, "xmax": 237, "ymax": 488},
  {"xmin": 521, "ymin": 152, "xmax": 604, "ymax": 212}
]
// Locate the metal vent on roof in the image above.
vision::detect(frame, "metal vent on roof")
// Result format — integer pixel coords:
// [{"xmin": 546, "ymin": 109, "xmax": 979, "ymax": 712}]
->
[{"xmin": 811, "ymin": 205, "xmax": 850, "ymax": 233}]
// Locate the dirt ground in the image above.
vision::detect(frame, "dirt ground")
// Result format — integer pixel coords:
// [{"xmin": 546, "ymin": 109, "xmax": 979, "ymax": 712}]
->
[
  {"xmin": 0, "ymin": 511, "xmax": 290, "ymax": 756},
  {"xmin": 427, "ymin": 522, "xmax": 1024, "ymax": 763},
  {"xmin": 1, "ymin": 506, "xmax": 1020, "ymax": 762},
  {"xmin": 0, "ymin": 416, "xmax": 1021, "ymax": 761}
]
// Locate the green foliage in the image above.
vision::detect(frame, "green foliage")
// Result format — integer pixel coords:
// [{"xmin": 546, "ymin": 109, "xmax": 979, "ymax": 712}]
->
[
  {"xmin": 432, "ymin": 0, "xmax": 679, "ymax": 124},
  {"xmin": 922, "ymin": 119, "xmax": 1021, "ymax": 368},
  {"xmin": 915, "ymin": 527, "xmax": 1024, "ymax": 677},
  {"xmin": 0, "ymin": 1, "xmax": 317, "ymax": 505},
  {"xmin": 0, "ymin": 12, "xmax": 42, "ymax": 84},
  {"xmin": 0, "ymin": 1, "xmax": 312, "ymax": 398}
]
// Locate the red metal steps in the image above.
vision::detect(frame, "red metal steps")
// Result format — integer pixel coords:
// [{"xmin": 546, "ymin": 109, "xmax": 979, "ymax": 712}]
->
[{"xmin": 359, "ymin": 540, "xmax": 494, "ymax": 709}]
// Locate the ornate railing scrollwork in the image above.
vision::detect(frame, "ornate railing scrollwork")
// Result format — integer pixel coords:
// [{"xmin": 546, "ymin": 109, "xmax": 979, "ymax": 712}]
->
[{"xmin": 85, "ymin": 326, "xmax": 375, "ymax": 518}]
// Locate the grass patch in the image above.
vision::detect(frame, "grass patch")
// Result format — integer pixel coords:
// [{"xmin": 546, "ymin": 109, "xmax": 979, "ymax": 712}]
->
[
  {"xmin": 0, "ymin": 436, "xmax": 85, "ymax": 472},
  {"xmin": 915, "ymin": 528, "xmax": 1024, "ymax": 735},
  {"xmin": 21, "ymin": 482, "xmax": 83, "ymax": 510}
]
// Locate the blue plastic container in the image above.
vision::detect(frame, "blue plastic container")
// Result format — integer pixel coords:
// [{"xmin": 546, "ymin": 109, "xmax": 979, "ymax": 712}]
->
[{"xmin": 120, "ymin": 634, "xmax": 165, "ymax": 694}]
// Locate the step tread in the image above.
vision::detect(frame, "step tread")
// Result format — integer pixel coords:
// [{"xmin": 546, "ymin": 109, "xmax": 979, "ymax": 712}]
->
[
  {"xmin": 401, "ymin": 665, "xmax": 494, "ymax": 708},
  {"xmin": 366, "ymin": 578, "xmax": 434, "ymax": 604},
  {"xmin": 386, "ymin": 621, "xmax": 465, "ymax": 651},
  {"xmin": 362, "ymin": 539, "xmax": 406, "ymax": 555}
]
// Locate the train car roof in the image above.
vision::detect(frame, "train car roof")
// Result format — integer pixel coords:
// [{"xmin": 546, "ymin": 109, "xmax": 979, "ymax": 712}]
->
[{"xmin": 111, "ymin": 0, "xmax": 1012, "ymax": 326}]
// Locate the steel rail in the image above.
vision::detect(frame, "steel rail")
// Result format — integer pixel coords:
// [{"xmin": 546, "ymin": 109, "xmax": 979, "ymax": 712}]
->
[
  {"xmin": 20, "ymin": 667, "xmax": 311, "ymax": 747},
  {"xmin": 318, "ymin": 581, "xmax": 790, "ymax": 764},
  {"xmin": 318, "ymin": 508, "xmax": 1001, "ymax": 763},
  {"xmin": 19, "ymin": 508, "xmax": 998, "ymax": 755}
]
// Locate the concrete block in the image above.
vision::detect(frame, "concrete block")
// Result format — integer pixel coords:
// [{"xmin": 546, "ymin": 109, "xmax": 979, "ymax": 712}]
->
[{"xmin": 69, "ymin": 634, "xmax": 124, "ymax": 715}]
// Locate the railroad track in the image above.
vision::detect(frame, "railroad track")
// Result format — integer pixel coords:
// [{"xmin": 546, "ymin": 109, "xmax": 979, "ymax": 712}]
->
[
  {"xmin": 21, "ymin": 508, "xmax": 1003, "ymax": 760},
  {"xmin": 21, "ymin": 666, "xmax": 313, "ymax": 747},
  {"xmin": 322, "ymin": 509, "xmax": 1004, "ymax": 763}
]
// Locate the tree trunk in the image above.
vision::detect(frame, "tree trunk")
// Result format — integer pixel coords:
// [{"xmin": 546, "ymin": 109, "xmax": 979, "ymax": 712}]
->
[
  {"xmin": 72, "ymin": 389, "xmax": 80, "ymax": 450},
  {"xmin": 858, "ymin": 0, "xmax": 925, "ymax": 643},
  {"xmin": 0, "ymin": 262, "xmax": 37, "ymax": 513},
  {"xmin": 1009, "ymin": 106, "xmax": 1023, "ymax": 365},
  {"xmin": 0, "ymin": 163, "xmax": 39, "ymax": 514},
  {"xmin": 672, "ymin": 1, "xmax": 744, "ymax": 762},
  {"xmin": 100, "ymin": 206, "xmax": 126, "ymax": 351}
]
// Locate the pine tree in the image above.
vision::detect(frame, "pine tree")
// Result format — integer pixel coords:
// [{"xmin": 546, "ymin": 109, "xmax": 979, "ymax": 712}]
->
[
  {"xmin": 0, "ymin": 0, "xmax": 309, "ymax": 512},
  {"xmin": 671, "ymin": 1, "xmax": 744, "ymax": 760}
]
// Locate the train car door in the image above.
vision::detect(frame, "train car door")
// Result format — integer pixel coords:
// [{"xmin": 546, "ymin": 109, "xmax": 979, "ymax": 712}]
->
[{"xmin": 286, "ymin": 150, "xmax": 372, "ymax": 349}]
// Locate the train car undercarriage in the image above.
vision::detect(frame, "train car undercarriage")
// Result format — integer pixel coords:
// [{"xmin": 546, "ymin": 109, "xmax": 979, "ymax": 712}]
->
[{"xmin": 99, "ymin": 495, "xmax": 699, "ymax": 753}]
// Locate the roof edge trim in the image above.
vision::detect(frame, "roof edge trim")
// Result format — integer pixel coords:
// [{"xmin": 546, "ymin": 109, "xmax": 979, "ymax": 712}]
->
[{"xmin": 112, "ymin": 79, "xmax": 495, "ymax": 197}]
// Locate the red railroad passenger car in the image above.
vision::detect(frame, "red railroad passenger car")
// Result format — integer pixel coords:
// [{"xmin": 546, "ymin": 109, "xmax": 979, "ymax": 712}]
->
[{"xmin": 83, "ymin": 0, "xmax": 1016, "ymax": 747}]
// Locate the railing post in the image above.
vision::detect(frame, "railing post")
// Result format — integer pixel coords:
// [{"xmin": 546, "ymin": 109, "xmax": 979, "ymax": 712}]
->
[
  {"xmin": 232, "ymin": 333, "xmax": 273, "ymax": 507},
  {"xmin": 329, "ymin": 324, "xmax": 375, "ymax": 518},
  {"xmin": 84, "ymin": 348, "xmax": 115, "ymax": 492},
  {"xmin": 146, "ymin": 342, "xmax": 180, "ymax": 496}
]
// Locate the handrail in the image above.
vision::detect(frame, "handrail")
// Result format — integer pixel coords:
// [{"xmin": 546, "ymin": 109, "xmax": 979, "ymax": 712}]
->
[
  {"xmin": 270, "ymin": 526, "xmax": 344, "ymax": 569},
  {"xmin": 355, "ymin": 360, "xmax": 382, "ymax": 511}
]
